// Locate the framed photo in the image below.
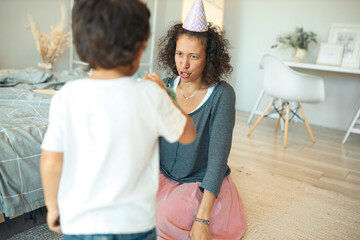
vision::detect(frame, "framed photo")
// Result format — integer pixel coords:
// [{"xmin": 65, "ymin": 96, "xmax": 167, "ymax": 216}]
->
[
  {"xmin": 316, "ymin": 43, "xmax": 344, "ymax": 66},
  {"xmin": 328, "ymin": 24, "xmax": 360, "ymax": 68}
]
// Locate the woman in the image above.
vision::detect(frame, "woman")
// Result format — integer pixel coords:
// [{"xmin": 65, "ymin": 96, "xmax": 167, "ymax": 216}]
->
[{"xmin": 156, "ymin": 21, "xmax": 247, "ymax": 240}]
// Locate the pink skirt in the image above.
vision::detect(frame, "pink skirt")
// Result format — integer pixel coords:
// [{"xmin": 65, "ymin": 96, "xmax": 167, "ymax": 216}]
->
[{"xmin": 156, "ymin": 172, "xmax": 246, "ymax": 240}]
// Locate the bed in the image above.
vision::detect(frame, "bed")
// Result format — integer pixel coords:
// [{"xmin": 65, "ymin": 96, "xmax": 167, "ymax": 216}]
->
[{"xmin": 0, "ymin": 67, "xmax": 89, "ymax": 218}]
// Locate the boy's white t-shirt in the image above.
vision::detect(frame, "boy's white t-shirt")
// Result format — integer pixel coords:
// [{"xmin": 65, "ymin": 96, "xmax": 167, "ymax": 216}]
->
[{"xmin": 41, "ymin": 77, "xmax": 186, "ymax": 234}]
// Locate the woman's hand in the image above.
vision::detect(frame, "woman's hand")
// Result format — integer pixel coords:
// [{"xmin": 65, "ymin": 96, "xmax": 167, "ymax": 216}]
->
[
  {"xmin": 143, "ymin": 72, "xmax": 166, "ymax": 90},
  {"xmin": 191, "ymin": 189, "xmax": 216, "ymax": 239},
  {"xmin": 190, "ymin": 221, "xmax": 212, "ymax": 240},
  {"xmin": 47, "ymin": 208, "xmax": 61, "ymax": 234}
]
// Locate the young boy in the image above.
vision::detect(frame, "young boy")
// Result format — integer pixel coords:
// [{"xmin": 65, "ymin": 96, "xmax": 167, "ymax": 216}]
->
[{"xmin": 40, "ymin": 0, "xmax": 196, "ymax": 239}]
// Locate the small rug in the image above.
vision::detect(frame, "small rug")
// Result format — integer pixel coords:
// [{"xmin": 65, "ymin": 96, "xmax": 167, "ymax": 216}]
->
[
  {"xmin": 7, "ymin": 224, "xmax": 61, "ymax": 240},
  {"xmin": 230, "ymin": 164, "xmax": 360, "ymax": 240}
]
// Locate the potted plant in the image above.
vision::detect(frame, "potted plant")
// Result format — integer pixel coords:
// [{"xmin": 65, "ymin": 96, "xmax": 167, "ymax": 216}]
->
[{"xmin": 272, "ymin": 27, "xmax": 317, "ymax": 62}]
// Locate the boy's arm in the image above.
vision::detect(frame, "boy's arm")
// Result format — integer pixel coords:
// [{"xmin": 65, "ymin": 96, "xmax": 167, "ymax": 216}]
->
[
  {"xmin": 40, "ymin": 150, "xmax": 63, "ymax": 234},
  {"xmin": 143, "ymin": 72, "xmax": 196, "ymax": 144}
]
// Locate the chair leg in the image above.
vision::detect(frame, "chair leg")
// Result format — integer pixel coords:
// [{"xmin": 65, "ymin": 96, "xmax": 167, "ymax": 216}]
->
[
  {"xmin": 299, "ymin": 105, "xmax": 316, "ymax": 143},
  {"xmin": 275, "ymin": 103, "xmax": 285, "ymax": 132},
  {"xmin": 248, "ymin": 101, "xmax": 274, "ymax": 136},
  {"xmin": 247, "ymin": 89, "xmax": 265, "ymax": 125},
  {"xmin": 284, "ymin": 103, "xmax": 290, "ymax": 148}
]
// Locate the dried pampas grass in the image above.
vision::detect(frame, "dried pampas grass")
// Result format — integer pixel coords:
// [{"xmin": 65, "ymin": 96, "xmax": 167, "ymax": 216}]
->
[{"xmin": 28, "ymin": 4, "xmax": 70, "ymax": 70}]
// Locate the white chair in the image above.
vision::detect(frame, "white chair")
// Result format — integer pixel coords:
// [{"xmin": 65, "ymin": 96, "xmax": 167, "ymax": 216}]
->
[{"xmin": 247, "ymin": 54, "xmax": 325, "ymax": 148}]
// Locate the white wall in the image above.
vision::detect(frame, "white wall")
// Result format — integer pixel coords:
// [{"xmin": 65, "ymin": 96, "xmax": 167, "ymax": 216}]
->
[
  {"xmin": 0, "ymin": 0, "xmax": 71, "ymax": 71},
  {"xmin": 1, "ymin": 0, "xmax": 359, "ymax": 131},
  {"xmin": 224, "ymin": 0, "xmax": 360, "ymax": 131},
  {"xmin": 151, "ymin": 0, "xmax": 183, "ymax": 78}
]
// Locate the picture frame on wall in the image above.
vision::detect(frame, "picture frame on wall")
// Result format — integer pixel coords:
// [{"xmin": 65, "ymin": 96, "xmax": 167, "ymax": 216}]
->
[
  {"xmin": 328, "ymin": 24, "xmax": 360, "ymax": 68},
  {"xmin": 316, "ymin": 43, "xmax": 344, "ymax": 66}
]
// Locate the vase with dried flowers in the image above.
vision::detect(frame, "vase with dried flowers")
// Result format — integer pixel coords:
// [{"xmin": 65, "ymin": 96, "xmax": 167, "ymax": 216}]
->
[
  {"xmin": 271, "ymin": 27, "xmax": 317, "ymax": 62},
  {"xmin": 27, "ymin": 4, "xmax": 70, "ymax": 71}
]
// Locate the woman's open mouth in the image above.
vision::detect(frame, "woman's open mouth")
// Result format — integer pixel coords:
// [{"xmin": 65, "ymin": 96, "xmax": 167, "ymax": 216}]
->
[{"xmin": 180, "ymin": 71, "xmax": 190, "ymax": 78}]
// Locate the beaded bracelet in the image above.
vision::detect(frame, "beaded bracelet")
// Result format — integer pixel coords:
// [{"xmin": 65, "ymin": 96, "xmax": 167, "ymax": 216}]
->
[{"xmin": 193, "ymin": 217, "xmax": 210, "ymax": 226}]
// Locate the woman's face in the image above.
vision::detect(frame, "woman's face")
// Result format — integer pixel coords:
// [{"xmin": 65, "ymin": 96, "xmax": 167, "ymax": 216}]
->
[{"xmin": 175, "ymin": 34, "xmax": 206, "ymax": 84}]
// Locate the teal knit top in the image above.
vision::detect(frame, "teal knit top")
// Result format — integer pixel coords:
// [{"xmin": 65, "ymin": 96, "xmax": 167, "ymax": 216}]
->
[{"xmin": 160, "ymin": 77, "xmax": 236, "ymax": 197}]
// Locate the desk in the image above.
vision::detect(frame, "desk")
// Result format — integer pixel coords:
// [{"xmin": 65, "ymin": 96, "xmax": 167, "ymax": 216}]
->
[
  {"xmin": 284, "ymin": 61, "xmax": 360, "ymax": 75},
  {"xmin": 247, "ymin": 61, "xmax": 360, "ymax": 143}
]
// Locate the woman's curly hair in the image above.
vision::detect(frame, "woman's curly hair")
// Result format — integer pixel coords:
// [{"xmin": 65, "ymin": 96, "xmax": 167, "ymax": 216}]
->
[{"xmin": 157, "ymin": 22, "xmax": 233, "ymax": 85}]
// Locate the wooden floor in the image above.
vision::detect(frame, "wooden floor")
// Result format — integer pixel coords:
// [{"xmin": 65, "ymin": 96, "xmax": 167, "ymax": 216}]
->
[{"xmin": 229, "ymin": 110, "xmax": 360, "ymax": 200}]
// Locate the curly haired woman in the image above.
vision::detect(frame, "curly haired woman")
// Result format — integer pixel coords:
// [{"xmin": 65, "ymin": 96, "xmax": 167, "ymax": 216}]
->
[{"xmin": 155, "ymin": 2, "xmax": 247, "ymax": 239}]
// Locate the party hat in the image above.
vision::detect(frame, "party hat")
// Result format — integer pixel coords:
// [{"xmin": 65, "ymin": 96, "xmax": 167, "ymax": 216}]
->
[{"xmin": 182, "ymin": 0, "xmax": 208, "ymax": 32}]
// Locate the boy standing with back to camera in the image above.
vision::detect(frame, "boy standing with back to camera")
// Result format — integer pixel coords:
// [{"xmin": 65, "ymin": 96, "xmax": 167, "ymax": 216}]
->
[{"xmin": 40, "ymin": 0, "xmax": 196, "ymax": 239}]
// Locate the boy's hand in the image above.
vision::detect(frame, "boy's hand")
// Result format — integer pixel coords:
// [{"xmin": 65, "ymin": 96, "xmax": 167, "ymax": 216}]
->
[
  {"xmin": 143, "ymin": 72, "xmax": 166, "ymax": 90},
  {"xmin": 40, "ymin": 150, "xmax": 63, "ymax": 234},
  {"xmin": 47, "ymin": 208, "xmax": 61, "ymax": 233}
]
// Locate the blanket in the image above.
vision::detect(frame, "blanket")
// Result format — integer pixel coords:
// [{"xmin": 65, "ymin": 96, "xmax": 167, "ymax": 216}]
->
[{"xmin": 0, "ymin": 68, "xmax": 89, "ymax": 216}]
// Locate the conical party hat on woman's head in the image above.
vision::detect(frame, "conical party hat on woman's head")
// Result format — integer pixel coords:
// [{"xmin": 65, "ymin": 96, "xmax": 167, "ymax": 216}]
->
[{"xmin": 182, "ymin": 0, "xmax": 208, "ymax": 32}]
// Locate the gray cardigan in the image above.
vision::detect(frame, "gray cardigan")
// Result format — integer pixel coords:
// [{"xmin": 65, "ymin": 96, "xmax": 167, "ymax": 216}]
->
[{"xmin": 160, "ymin": 77, "xmax": 236, "ymax": 197}]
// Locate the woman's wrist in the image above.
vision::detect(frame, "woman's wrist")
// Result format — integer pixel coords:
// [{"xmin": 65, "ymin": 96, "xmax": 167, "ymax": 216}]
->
[
  {"xmin": 193, "ymin": 217, "xmax": 210, "ymax": 226},
  {"xmin": 194, "ymin": 189, "xmax": 215, "ymax": 226},
  {"xmin": 196, "ymin": 210, "xmax": 211, "ymax": 220},
  {"xmin": 195, "ymin": 204, "xmax": 212, "ymax": 220}
]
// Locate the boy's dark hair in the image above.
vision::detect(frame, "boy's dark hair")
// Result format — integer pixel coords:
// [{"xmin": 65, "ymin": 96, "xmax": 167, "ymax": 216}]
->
[
  {"xmin": 157, "ymin": 22, "xmax": 232, "ymax": 85},
  {"xmin": 72, "ymin": 0, "xmax": 150, "ymax": 70}
]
